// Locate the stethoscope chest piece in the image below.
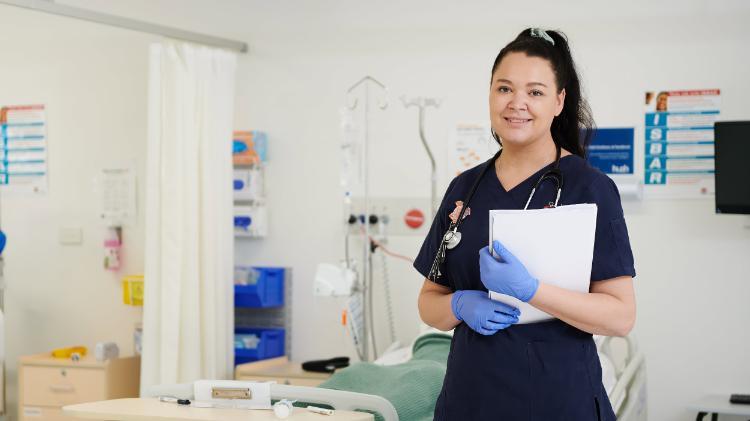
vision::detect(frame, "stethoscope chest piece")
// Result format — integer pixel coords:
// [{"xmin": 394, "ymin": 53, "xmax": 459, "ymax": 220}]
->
[
  {"xmin": 444, "ymin": 229, "xmax": 461, "ymax": 250},
  {"xmin": 428, "ymin": 146, "xmax": 565, "ymax": 282}
]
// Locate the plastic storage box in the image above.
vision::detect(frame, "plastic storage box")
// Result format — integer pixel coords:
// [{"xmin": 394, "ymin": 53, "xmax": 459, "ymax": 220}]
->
[
  {"xmin": 122, "ymin": 275, "xmax": 144, "ymax": 306},
  {"xmin": 234, "ymin": 327, "xmax": 285, "ymax": 365},
  {"xmin": 234, "ymin": 267, "xmax": 285, "ymax": 308}
]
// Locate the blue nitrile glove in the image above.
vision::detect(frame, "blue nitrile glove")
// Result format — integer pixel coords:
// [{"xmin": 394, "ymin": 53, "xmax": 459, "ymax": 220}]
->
[
  {"xmin": 451, "ymin": 290, "xmax": 520, "ymax": 335},
  {"xmin": 479, "ymin": 240, "xmax": 539, "ymax": 302}
]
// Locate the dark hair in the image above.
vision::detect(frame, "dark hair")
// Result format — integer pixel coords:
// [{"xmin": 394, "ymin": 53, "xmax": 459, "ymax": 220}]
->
[{"xmin": 490, "ymin": 28, "xmax": 595, "ymax": 158}]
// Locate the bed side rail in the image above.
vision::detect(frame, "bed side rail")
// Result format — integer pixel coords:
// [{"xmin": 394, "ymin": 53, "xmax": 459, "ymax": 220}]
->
[{"xmin": 272, "ymin": 384, "xmax": 399, "ymax": 421}]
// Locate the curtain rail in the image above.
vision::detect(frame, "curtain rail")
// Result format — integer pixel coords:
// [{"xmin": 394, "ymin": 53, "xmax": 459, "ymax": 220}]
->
[{"xmin": 0, "ymin": 0, "xmax": 248, "ymax": 53}]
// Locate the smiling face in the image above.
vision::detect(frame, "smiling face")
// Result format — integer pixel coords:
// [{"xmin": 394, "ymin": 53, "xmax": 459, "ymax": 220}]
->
[
  {"xmin": 489, "ymin": 52, "xmax": 565, "ymax": 149},
  {"xmin": 656, "ymin": 93, "xmax": 668, "ymax": 111}
]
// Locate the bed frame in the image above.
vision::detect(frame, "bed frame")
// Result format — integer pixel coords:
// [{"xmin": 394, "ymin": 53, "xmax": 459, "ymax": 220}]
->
[
  {"xmin": 147, "ymin": 334, "xmax": 646, "ymax": 421},
  {"xmin": 601, "ymin": 335, "xmax": 648, "ymax": 421}
]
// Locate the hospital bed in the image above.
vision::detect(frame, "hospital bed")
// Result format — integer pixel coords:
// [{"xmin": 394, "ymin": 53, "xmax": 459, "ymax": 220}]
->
[
  {"xmin": 147, "ymin": 329, "xmax": 646, "ymax": 421},
  {"xmin": 314, "ymin": 329, "xmax": 648, "ymax": 421}
]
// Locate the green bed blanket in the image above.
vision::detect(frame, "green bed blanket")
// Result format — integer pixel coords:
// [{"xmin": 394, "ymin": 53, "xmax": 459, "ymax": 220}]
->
[{"xmin": 318, "ymin": 333, "xmax": 451, "ymax": 421}]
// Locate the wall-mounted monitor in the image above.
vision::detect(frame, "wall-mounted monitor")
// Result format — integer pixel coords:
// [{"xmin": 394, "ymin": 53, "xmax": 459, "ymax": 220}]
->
[{"xmin": 715, "ymin": 121, "xmax": 750, "ymax": 214}]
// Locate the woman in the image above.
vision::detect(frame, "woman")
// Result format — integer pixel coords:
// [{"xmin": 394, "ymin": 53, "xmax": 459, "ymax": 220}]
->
[
  {"xmin": 656, "ymin": 91, "xmax": 669, "ymax": 111},
  {"xmin": 414, "ymin": 28, "xmax": 636, "ymax": 420}
]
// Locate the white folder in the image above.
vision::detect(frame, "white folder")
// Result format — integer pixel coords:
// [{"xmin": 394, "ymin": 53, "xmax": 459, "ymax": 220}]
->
[{"xmin": 488, "ymin": 204, "xmax": 597, "ymax": 324}]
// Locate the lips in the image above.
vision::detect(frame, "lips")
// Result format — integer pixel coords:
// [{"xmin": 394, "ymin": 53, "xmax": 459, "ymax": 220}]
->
[{"xmin": 504, "ymin": 117, "xmax": 532, "ymax": 123}]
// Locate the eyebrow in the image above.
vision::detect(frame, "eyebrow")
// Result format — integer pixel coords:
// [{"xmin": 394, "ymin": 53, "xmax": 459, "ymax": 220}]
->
[{"xmin": 495, "ymin": 78, "xmax": 548, "ymax": 88}]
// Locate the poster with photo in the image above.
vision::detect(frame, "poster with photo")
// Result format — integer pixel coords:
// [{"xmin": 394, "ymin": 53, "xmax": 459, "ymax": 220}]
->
[{"xmin": 644, "ymin": 90, "xmax": 720, "ymax": 198}]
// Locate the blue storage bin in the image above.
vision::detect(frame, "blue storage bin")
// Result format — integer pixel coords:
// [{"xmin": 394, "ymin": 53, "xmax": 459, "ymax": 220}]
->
[
  {"xmin": 235, "ymin": 267, "xmax": 284, "ymax": 308},
  {"xmin": 234, "ymin": 327, "xmax": 285, "ymax": 365}
]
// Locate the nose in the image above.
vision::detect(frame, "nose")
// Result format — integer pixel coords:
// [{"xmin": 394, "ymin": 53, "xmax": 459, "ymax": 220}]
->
[{"xmin": 508, "ymin": 92, "xmax": 527, "ymax": 111}]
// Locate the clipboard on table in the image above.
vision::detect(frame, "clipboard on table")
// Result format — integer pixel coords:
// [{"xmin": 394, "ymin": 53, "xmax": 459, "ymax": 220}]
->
[{"xmin": 488, "ymin": 204, "xmax": 597, "ymax": 324}]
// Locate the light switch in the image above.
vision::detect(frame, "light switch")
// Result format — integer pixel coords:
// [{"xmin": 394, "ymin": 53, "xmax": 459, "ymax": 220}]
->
[{"xmin": 59, "ymin": 227, "xmax": 83, "ymax": 245}]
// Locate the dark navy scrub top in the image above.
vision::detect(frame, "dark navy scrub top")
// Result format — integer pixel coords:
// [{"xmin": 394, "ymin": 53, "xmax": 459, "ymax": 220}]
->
[{"xmin": 414, "ymin": 154, "xmax": 636, "ymax": 421}]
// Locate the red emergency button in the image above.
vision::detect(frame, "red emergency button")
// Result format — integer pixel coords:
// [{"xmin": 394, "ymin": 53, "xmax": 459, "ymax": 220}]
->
[{"xmin": 404, "ymin": 209, "xmax": 425, "ymax": 229}]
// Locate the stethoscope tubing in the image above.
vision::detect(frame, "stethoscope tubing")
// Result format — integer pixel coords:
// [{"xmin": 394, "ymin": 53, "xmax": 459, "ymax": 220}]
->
[{"xmin": 428, "ymin": 146, "xmax": 564, "ymax": 281}]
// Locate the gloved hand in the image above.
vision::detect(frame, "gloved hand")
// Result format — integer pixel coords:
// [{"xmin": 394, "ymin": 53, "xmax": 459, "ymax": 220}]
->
[
  {"xmin": 451, "ymin": 290, "xmax": 520, "ymax": 335},
  {"xmin": 479, "ymin": 240, "xmax": 539, "ymax": 302}
]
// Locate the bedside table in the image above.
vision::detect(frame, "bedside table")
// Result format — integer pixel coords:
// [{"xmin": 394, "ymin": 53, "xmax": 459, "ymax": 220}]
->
[
  {"xmin": 18, "ymin": 352, "xmax": 140, "ymax": 420},
  {"xmin": 688, "ymin": 394, "xmax": 750, "ymax": 420},
  {"xmin": 235, "ymin": 356, "xmax": 332, "ymax": 386}
]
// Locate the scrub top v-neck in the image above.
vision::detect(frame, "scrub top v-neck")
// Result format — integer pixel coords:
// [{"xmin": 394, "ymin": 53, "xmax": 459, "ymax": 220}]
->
[{"xmin": 414, "ymin": 154, "xmax": 636, "ymax": 421}]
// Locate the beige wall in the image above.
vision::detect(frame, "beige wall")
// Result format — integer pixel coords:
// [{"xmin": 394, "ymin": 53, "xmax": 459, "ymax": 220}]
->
[{"xmin": 0, "ymin": 5, "xmax": 157, "ymax": 419}]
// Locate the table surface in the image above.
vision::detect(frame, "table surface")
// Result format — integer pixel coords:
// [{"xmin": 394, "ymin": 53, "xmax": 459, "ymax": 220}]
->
[
  {"xmin": 63, "ymin": 398, "xmax": 374, "ymax": 421},
  {"xmin": 687, "ymin": 394, "xmax": 750, "ymax": 415},
  {"xmin": 20, "ymin": 352, "xmax": 139, "ymax": 368}
]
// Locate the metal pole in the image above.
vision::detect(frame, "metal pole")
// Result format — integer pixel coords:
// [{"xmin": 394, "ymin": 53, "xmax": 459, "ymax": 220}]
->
[
  {"xmin": 418, "ymin": 106, "xmax": 437, "ymax": 220},
  {"xmin": 401, "ymin": 97, "xmax": 440, "ymax": 219},
  {"xmin": 361, "ymin": 81, "xmax": 370, "ymax": 361},
  {"xmin": 345, "ymin": 76, "xmax": 387, "ymax": 362}
]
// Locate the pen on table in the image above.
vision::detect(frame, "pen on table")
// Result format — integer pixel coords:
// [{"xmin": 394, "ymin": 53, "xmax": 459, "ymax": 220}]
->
[
  {"xmin": 307, "ymin": 406, "xmax": 334, "ymax": 415},
  {"xmin": 158, "ymin": 396, "xmax": 191, "ymax": 405}
]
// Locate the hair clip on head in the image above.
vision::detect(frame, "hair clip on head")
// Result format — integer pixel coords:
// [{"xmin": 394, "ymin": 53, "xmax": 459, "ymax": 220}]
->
[{"xmin": 530, "ymin": 28, "xmax": 555, "ymax": 46}]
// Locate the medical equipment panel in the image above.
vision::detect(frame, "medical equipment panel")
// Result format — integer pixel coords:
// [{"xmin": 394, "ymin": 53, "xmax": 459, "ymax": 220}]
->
[
  {"xmin": 234, "ymin": 328, "xmax": 285, "ymax": 366},
  {"xmin": 348, "ymin": 197, "xmax": 431, "ymax": 236},
  {"xmin": 234, "ymin": 267, "xmax": 285, "ymax": 308}
]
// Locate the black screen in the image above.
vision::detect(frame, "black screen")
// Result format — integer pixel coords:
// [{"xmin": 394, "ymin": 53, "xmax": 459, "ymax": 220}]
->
[{"xmin": 715, "ymin": 121, "xmax": 750, "ymax": 214}]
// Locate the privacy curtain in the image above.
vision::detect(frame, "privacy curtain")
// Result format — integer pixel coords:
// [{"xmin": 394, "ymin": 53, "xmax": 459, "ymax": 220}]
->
[{"xmin": 141, "ymin": 41, "xmax": 236, "ymax": 393}]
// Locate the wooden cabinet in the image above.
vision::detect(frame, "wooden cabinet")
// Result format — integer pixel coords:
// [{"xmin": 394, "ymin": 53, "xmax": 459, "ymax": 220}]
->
[
  {"xmin": 18, "ymin": 353, "xmax": 140, "ymax": 420},
  {"xmin": 235, "ymin": 356, "xmax": 331, "ymax": 387}
]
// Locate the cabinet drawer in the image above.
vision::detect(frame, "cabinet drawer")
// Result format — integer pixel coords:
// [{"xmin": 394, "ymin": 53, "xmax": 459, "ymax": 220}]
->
[{"xmin": 23, "ymin": 366, "xmax": 106, "ymax": 406}]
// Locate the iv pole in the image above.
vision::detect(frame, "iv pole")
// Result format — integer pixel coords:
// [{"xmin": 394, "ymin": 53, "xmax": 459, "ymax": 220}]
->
[
  {"xmin": 401, "ymin": 97, "xmax": 441, "ymax": 219},
  {"xmin": 346, "ymin": 76, "xmax": 387, "ymax": 362}
]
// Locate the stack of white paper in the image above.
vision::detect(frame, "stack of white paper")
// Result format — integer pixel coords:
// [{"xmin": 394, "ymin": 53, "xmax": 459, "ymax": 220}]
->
[{"xmin": 488, "ymin": 204, "xmax": 598, "ymax": 324}]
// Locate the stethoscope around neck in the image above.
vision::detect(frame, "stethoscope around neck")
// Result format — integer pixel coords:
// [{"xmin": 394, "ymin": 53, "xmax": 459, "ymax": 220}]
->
[{"xmin": 427, "ymin": 143, "xmax": 564, "ymax": 282}]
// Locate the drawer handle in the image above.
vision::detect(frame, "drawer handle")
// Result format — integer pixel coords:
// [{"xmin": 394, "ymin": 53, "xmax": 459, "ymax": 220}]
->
[{"xmin": 49, "ymin": 384, "xmax": 75, "ymax": 393}]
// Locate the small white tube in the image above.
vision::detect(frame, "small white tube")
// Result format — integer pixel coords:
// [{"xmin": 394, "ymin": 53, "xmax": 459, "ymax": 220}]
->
[{"xmin": 306, "ymin": 405, "xmax": 334, "ymax": 415}]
